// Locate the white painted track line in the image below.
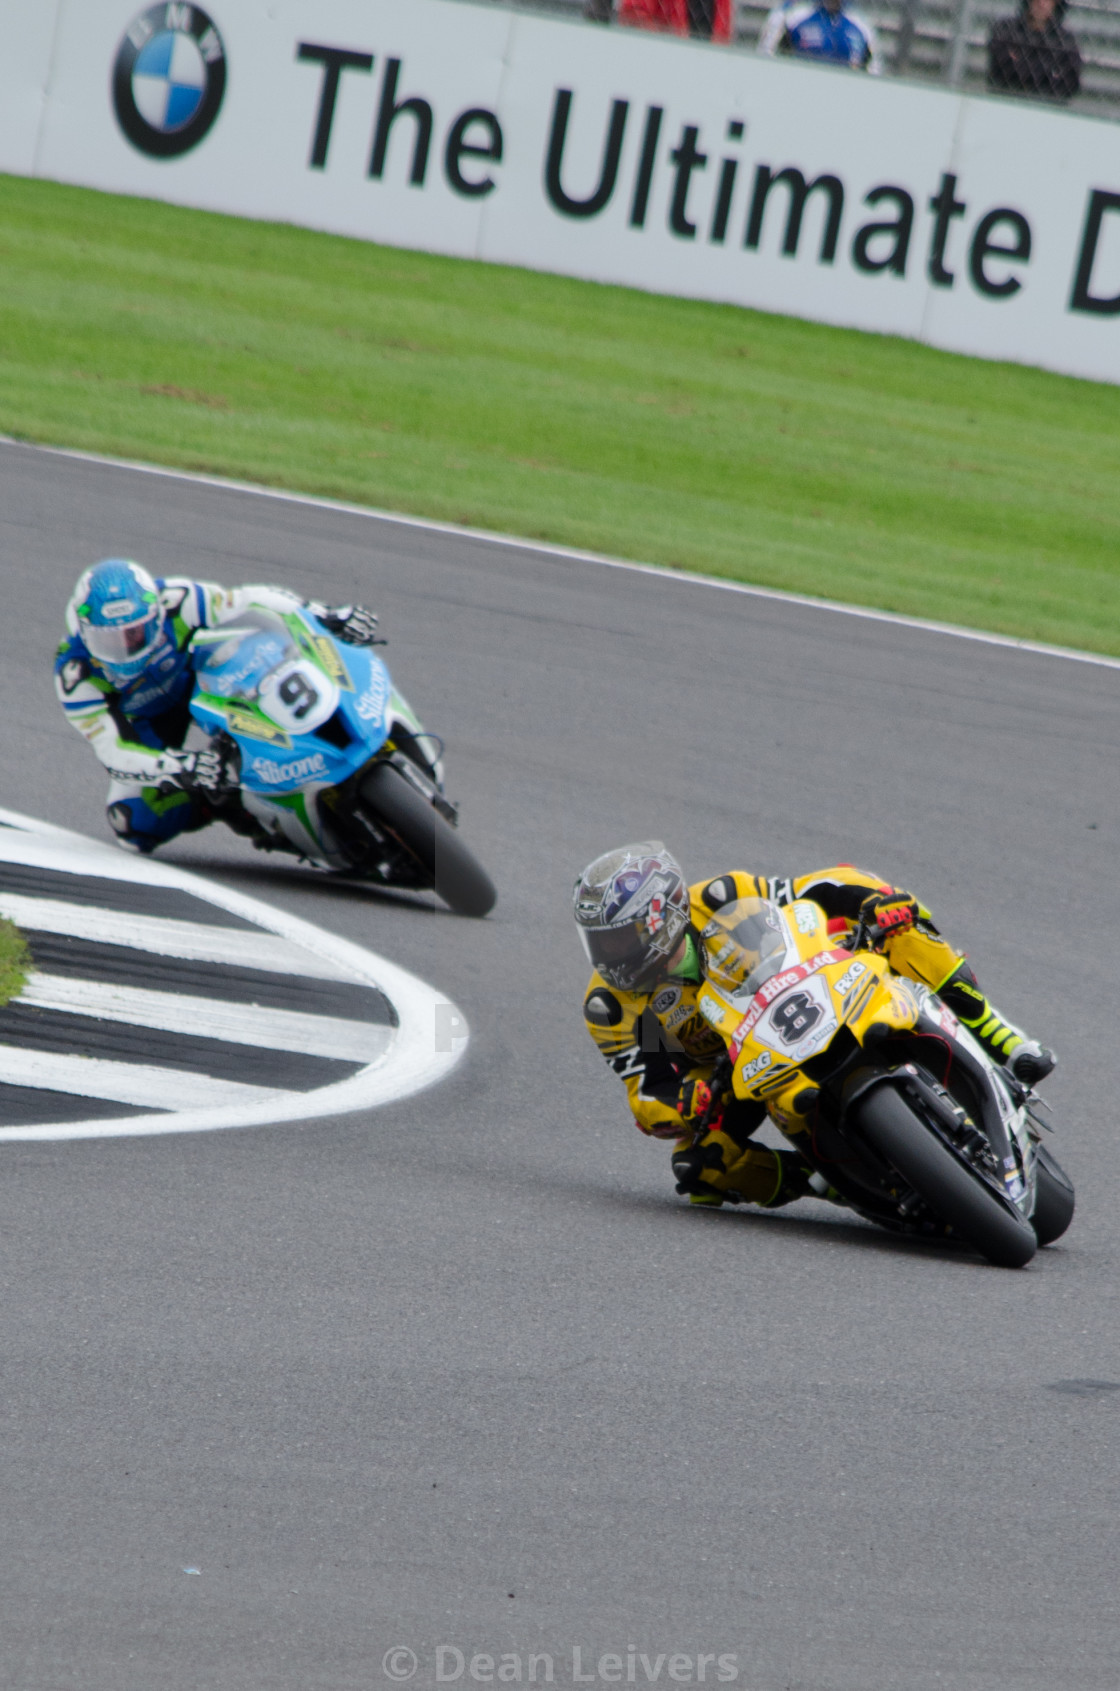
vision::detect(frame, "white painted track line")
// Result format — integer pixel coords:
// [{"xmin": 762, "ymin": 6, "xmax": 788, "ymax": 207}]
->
[
  {"xmin": 18, "ymin": 973, "xmax": 394, "ymax": 1063},
  {"xmin": 0, "ymin": 892, "xmax": 366, "ymax": 982},
  {"xmin": 8, "ymin": 436, "xmax": 1120, "ymax": 674},
  {"xmin": 0, "ymin": 1045, "xmax": 290, "ymax": 1110}
]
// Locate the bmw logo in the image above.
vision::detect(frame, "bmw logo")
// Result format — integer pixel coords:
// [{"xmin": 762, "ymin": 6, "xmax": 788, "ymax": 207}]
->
[{"xmin": 112, "ymin": 4, "xmax": 226, "ymax": 159}]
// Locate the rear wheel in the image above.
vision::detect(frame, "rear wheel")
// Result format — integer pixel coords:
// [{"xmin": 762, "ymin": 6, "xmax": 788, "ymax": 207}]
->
[
  {"xmin": 1031, "ymin": 1143, "xmax": 1075, "ymax": 1246},
  {"xmin": 358, "ymin": 762, "xmax": 496, "ymax": 918},
  {"xmin": 857, "ymin": 1084, "xmax": 1038, "ymax": 1268}
]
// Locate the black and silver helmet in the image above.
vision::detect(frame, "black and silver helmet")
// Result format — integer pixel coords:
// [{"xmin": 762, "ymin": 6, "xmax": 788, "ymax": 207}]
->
[{"xmin": 573, "ymin": 842, "xmax": 691, "ymax": 992}]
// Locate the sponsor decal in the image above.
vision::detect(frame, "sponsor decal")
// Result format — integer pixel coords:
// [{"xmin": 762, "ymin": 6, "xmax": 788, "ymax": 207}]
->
[
  {"xmin": 699, "ymin": 993, "xmax": 727, "ymax": 1028},
  {"xmin": 113, "ymin": 4, "xmax": 227, "ymax": 160},
  {"xmin": 355, "ymin": 668, "xmax": 391, "ymax": 722},
  {"xmin": 833, "ymin": 959, "xmax": 867, "ymax": 997},
  {"xmin": 792, "ymin": 902, "xmax": 819, "ymax": 936},
  {"xmin": 738, "ymin": 1049, "xmax": 772, "ymax": 1083},
  {"xmin": 250, "ymin": 751, "xmax": 328, "ymax": 785},
  {"xmin": 651, "ymin": 984, "xmax": 681, "ymax": 1016},
  {"xmin": 125, "ymin": 679, "xmax": 181, "ymax": 710},
  {"xmin": 225, "ymin": 706, "xmax": 292, "ymax": 748},
  {"xmin": 102, "ymin": 598, "xmax": 138, "ymax": 618},
  {"xmin": 312, "ymin": 635, "xmax": 354, "ymax": 690},
  {"xmin": 731, "ymin": 948, "xmax": 847, "ymax": 1049}
]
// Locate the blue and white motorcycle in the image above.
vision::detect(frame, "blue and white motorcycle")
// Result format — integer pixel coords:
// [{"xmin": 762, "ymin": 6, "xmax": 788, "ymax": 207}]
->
[{"xmin": 188, "ymin": 602, "xmax": 496, "ymax": 917}]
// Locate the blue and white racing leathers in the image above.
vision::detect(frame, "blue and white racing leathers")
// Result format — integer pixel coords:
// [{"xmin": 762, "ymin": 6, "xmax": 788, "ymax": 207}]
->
[
  {"xmin": 757, "ymin": 2, "xmax": 881, "ymax": 71},
  {"xmin": 54, "ymin": 577, "xmax": 305, "ymax": 851}
]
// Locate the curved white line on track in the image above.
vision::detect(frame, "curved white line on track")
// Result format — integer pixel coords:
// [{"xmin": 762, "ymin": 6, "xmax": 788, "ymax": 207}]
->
[
  {"xmin": 6, "ymin": 436, "xmax": 1120, "ymax": 675},
  {"xmin": 0, "ymin": 805, "xmax": 469, "ymax": 1142}
]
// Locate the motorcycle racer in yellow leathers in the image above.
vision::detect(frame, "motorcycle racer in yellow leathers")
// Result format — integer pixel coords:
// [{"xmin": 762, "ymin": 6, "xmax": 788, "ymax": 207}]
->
[{"xmin": 574, "ymin": 843, "xmax": 1056, "ymax": 1212}]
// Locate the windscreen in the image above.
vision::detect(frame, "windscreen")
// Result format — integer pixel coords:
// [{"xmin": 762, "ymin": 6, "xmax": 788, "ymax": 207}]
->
[
  {"xmin": 701, "ymin": 898, "xmax": 789, "ymax": 1000},
  {"xmin": 192, "ymin": 608, "xmax": 296, "ymax": 700}
]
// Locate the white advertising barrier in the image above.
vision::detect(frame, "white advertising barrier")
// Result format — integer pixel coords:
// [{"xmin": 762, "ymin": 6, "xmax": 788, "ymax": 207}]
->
[{"xmin": 6, "ymin": 0, "xmax": 1120, "ymax": 382}]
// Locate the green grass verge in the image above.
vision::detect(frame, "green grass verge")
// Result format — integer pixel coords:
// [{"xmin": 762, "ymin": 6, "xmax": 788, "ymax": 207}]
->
[
  {"xmin": 0, "ymin": 918, "xmax": 30, "ymax": 1008},
  {"xmin": 2, "ymin": 172, "xmax": 1119, "ymax": 652}
]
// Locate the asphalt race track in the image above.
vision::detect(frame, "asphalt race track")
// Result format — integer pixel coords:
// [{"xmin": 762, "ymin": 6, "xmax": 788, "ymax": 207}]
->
[{"xmin": 1, "ymin": 439, "xmax": 1119, "ymax": 1691}]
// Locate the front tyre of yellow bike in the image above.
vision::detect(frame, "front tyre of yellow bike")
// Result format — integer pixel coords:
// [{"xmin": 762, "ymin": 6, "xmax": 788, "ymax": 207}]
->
[{"xmin": 857, "ymin": 1084, "xmax": 1038, "ymax": 1268}]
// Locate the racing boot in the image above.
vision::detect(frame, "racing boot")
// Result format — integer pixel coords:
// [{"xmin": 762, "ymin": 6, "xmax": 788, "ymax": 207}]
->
[
  {"xmin": 1006, "ymin": 1039, "xmax": 1057, "ymax": 1087},
  {"xmin": 937, "ymin": 961, "xmax": 1055, "ymax": 1083},
  {"xmin": 760, "ymin": 1150, "xmax": 846, "ymax": 1210}
]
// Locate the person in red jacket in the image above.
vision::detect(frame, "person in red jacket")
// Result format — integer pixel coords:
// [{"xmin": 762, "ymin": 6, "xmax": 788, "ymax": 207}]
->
[{"xmin": 584, "ymin": 0, "xmax": 734, "ymax": 43}]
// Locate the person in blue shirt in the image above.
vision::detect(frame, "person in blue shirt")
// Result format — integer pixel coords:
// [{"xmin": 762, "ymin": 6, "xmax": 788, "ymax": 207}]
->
[
  {"xmin": 54, "ymin": 558, "xmax": 379, "ymax": 853},
  {"xmin": 758, "ymin": 0, "xmax": 881, "ymax": 72}
]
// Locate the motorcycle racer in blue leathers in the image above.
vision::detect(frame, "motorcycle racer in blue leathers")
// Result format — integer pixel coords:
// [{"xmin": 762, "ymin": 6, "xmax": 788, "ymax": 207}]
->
[
  {"xmin": 54, "ymin": 559, "xmax": 380, "ymax": 853},
  {"xmin": 758, "ymin": 0, "xmax": 881, "ymax": 70}
]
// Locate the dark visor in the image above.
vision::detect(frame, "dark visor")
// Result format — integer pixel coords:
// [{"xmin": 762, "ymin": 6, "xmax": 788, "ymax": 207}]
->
[{"xmin": 579, "ymin": 920, "xmax": 656, "ymax": 987}]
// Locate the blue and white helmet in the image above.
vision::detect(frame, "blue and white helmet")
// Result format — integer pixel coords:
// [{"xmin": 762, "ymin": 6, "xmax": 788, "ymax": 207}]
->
[{"xmin": 70, "ymin": 560, "xmax": 164, "ymax": 679}]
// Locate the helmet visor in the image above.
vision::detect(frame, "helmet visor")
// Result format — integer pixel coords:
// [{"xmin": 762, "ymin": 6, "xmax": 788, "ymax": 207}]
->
[
  {"xmin": 81, "ymin": 610, "xmax": 160, "ymax": 667},
  {"xmin": 580, "ymin": 919, "xmax": 664, "ymax": 990}
]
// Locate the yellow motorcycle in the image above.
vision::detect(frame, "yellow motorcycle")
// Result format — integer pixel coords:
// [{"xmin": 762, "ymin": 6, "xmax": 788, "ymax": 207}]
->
[{"xmin": 694, "ymin": 897, "xmax": 1074, "ymax": 1268}]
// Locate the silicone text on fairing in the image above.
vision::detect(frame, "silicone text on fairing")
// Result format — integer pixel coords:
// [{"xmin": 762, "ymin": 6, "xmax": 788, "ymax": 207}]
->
[
  {"xmin": 250, "ymin": 752, "xmax": 329, "ymax": 784},
  {"xmin": 355, "ymin": 669, "xmax": 391, "ymax": 722}
]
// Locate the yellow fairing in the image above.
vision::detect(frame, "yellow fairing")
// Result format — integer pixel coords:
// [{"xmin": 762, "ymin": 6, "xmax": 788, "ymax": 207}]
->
[{"xmin": 698, "ymin": 898, "xmax": 925, "ymax": 1107}]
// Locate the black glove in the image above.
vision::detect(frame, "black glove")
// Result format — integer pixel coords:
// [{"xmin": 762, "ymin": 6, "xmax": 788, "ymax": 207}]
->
[
  {"xmin": 176, "ymin": 745, "xmax": 238, "ymax": 796},
  {"xmin": 318, "ymin": 604, "xmax": 381, "ymax": 646},
  {"xmin": 857, "ymin": 889, "xmax": 919, "ymax": 945},
  {"xmin": 671, "ymin": 1138, "xmax": 727, "ymax": 1196}
]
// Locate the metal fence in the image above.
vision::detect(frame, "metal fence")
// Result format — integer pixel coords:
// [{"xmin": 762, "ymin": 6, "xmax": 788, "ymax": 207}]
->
[{"xmin": 484, "ymin": 0, "xmax": 1120, "ymax": 119}]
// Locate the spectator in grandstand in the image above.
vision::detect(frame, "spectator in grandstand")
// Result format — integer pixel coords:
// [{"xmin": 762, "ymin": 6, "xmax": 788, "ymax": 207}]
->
[
  {"xmin": 988, "ymin": 0, "xmax": 1081, "ymax": 100},
  {"xmin": 583, "ymin": 0, "xmax": 733, "ymax": 41},
  {"xmin": 757, "ymin": 0, "xmax": 882, "ymax": 72}
]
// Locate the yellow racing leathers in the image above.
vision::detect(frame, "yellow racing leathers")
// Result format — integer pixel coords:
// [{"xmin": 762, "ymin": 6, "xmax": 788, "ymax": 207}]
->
[{"xmin": 581, "ymin": 865, "xmax": 1028, "ymax": 1210}]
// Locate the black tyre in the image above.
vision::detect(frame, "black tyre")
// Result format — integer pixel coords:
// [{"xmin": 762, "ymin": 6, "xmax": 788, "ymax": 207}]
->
[
  {"xmin": 1031, "ymin": 1143, "xmax": 1075, "ymax": 1246},
  {"xmin": 359, "ymin": 762, "xmax": 496, "ymax": 918},
  {"xmin": 856, "ymin": 1084, "xmax": 1038, "ymax": 1268}
]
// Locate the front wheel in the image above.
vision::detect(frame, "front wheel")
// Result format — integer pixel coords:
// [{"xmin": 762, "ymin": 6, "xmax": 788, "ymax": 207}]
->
[
  {"xmin": 856, "ymin": 1084, "xmax": 1038, "ymax": 1268},
  {"xmin": 358, "ymin": 762, "xmax": 496, "ymax": 918},
  {"xmin": 1031, "ymin": 1143, "xmax": 1075, "ymax": 1246}
]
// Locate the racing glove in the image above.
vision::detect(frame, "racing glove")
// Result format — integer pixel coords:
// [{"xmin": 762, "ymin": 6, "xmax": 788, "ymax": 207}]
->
[
  {"xmin": 671, "ymin": 1137, "xmax": 729, "ymax": 1197},
  {"xmin": 858, "ymin": 889, "xmax": 920, "ymax": 944},
  {"xmin": 173, "ymin": 744, "xmax": 238, "ymax": 796},
  {"xmin": 677, "ymin": 1075, "xmax": 726, "ymax": 1136},
  {"xmin": 314, "ymin": 603, "xmax": 381, "ymax": 646}
]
